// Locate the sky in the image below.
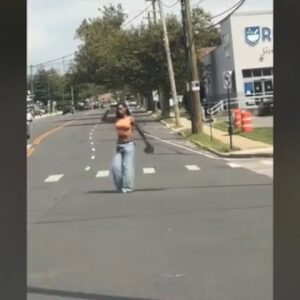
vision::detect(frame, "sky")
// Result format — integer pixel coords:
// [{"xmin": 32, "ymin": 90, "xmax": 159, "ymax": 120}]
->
[{"xmin": 27, "ymin": 0, "xmax": 273, "ymax": 72}]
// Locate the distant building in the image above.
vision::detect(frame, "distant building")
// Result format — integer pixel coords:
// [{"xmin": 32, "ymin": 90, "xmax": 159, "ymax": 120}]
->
[{"xmin": 202, "ymin": 10, "xmax": 273, "ymax": 106}]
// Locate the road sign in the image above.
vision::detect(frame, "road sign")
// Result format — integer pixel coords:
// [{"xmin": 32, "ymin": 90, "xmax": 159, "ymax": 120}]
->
[
  {"xmin": 223, "ymin": 71, "xmax": 232, "ymax": 89},
  {"xmin": 191, "ymin": 81, "xmax": 200, "ymax": 91}
]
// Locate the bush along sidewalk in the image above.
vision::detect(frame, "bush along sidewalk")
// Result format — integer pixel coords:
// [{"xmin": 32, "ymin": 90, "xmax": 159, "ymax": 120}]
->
[
  {"xmin": 180, "ymin": 129, "xmax": 240, "ymax": 153},
  {"xmin": 213, "ymin": 121, "xmax": 273, "ymax": 145}
]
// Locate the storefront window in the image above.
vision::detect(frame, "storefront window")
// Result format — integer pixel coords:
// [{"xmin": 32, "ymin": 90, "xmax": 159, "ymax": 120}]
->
[
  {"xmin": 253, "ymin": 69, "xmax": 262, "ymax": 77},
  {"xmin": 244, "ymin": 82, "xmax": 253, "ymax": 96},
  {"xmin": 262, "ymin": 68, "xmax": 272, "ymax": 76},
  {"xmin": 242, "ymin": 70, "xmax": 252, "ymax": 78}
]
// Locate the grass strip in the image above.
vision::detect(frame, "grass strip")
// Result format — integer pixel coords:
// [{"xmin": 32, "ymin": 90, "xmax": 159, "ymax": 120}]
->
[
  {"xmin": 214, "ymin": 122, "xmax": 273, "ymax": 144},
  {"xmin": 182, "ymin": 129, "xmax": 239, "ymax": 153}
]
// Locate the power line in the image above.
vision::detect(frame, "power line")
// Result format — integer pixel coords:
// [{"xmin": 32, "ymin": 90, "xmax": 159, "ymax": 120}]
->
[
  {"xmin": 202, "ymin": 0, "xmax": 245, "ymax": 30},
  {"xmin": 192, "ymin": 0, "xmax": 206, "ymax": 7},
  {"xmin": 29, "ymin": 53, "xmax": 74, "ymax": 69},
  {"xmin": 162, "ymin": 0, "xmax": 180, "ymax": 8},
  {"xmin": 28, "ymin": 4, "xmax": 159, "ymax": 70},
  {"xmin": 210, "ymin": 0, "xmax": 244, "ymax": 20},
  {"xmin": 122, "ymin": 4, "xmax": 152, "ymax": 27}
]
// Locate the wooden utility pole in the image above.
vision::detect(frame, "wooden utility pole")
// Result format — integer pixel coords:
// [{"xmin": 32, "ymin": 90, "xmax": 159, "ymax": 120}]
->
[
  {"xmin": 181, "ymin": 0, "xmax": 203, "ymax": 133},
  {"xmin": 152, "ymin": 0, "xmax": 157, "ymax": 24},
  {"xmin": 30, "ymin": 65, "xmax": 34, "ymax": 96},
  {"xmin": 157, "ymin": 0, "xmax": 181, "ymax": 126},
  {"xmin": 71, "ymin": 85, "xmax": 75, "ymax": 107}
]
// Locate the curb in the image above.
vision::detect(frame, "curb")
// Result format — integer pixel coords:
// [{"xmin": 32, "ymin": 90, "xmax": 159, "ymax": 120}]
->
[
  {"xmin": 34, "ymin": 112, "xmax": 62, "ymax": 120},
  {"xmin": 159, "ymin": 119, "xmax": 273, "ymax": 158}
]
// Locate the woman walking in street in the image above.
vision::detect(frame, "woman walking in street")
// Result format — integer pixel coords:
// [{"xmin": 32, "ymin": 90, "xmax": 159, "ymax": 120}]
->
[{"xmin": 111, "ymin": 102, "xmax": 136, "ymax": 193}]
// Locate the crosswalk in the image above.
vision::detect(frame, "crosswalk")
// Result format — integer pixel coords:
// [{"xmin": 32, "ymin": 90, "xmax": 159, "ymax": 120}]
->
[
  {"xmin": 41, "ymin": 159, "xmax": 273, "ymax": 183},
  {"xmin": 226, "ymin": 159, "xmax": 273, "ymax": 178}
]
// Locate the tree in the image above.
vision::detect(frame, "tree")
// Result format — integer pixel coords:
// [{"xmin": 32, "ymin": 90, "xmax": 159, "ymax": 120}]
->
[
  {"xmin": 192, "ymin": 8, "xmax": 221, "ymax": 49},
  {"xmin": 32, "ymin": 69, "xmax": 65, "ymax": 105},
  {"xmin": 72, "ymin": 4, "xmax": 220, "ymax": 114}
]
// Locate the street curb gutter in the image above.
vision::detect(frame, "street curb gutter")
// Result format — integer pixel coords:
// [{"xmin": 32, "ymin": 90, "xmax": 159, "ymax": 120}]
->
[{"xmin": 159, "ymin": 119, "xmax": 273, "ymax": 158}]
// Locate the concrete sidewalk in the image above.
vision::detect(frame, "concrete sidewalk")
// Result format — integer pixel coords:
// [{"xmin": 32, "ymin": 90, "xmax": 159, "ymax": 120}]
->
[
  {"xmin": 151, "ymin": 111, "xmax": 273, "ymax": 158},
  {"xmin": 33, "ymin": 111, "xmax": 62, "ymax": 120}
]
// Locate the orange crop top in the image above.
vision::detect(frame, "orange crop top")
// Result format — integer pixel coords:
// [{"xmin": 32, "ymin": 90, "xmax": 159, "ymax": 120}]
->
[{"xmin": 115, "ymin": 116, "xmax": 135, "ymax": 140}]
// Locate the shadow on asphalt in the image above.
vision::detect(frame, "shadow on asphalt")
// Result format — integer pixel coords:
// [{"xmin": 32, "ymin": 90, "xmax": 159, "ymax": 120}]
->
[
  {"xmin": 55, "ymin": 116, "xmax": 103, "ymax": 122},
  {"xmin": 64, "ymin": 123, "xmax": 102, "ymax": 127},
  {"xmin": 87, "ymin": 183, "xmax": 272, "ymax": 194},
  {"xmin": 27, "ymin": 287, "xmax": 155, "ymax": 300}
]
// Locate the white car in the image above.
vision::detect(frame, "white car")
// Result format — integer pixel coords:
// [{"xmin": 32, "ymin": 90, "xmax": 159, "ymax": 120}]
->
[
  {"xmin": 27, "ymin": 111, "xmax": 34, "ymax": 122},
  {"xmin": 27, "ymin": 111, "xmax": 33, "ymax": 139}
]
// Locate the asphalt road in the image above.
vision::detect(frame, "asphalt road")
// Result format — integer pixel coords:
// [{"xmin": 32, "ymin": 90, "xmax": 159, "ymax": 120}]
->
[{"xmin": 27, "ymin": 108, "xmax": 273, "ymax": 300}]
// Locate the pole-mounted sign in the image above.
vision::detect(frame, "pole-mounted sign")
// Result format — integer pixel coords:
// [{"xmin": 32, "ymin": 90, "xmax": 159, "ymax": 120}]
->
[
  {"xmin": 223, "ymin": 70, "xmax": 232, "ymax": 89},
  {"xmin": 223, "ymin": 70, "xmax": 233, "ymax": 150}
]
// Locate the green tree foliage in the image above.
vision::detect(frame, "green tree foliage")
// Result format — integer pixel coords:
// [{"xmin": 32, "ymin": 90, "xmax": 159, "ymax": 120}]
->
[
  {"xmin": 192, "ymin": 8, "xmax": 221, "ymax": 49},
  {"xmin": 72, "ymin": 4, "xmax": 221, "ymax": 109},
  {"xmin": 32, "ymin": 69, "xmax": 65, "ymax": 105}
]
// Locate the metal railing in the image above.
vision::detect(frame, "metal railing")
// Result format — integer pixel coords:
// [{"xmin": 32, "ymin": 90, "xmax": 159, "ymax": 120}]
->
[{"xmin": 207, "ymin": 94, "xmax": 273, "ymax": 116}]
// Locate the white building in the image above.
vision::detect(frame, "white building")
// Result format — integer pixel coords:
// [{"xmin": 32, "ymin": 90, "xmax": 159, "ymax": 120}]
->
[{"xmin": 202, "ymin": 10, "xmax": 273, "ymax": 107}]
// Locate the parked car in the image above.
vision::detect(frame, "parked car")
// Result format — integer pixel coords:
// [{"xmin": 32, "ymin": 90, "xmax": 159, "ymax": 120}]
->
[
  {"xmin": 62, "ymin": 105, "xmax": 75, "ymax": 115},
  {"xmin": 27, "ymin": 110, "xmax": 34, "ymax": 122},
  {"xmin": 26, "ymin": 110, "xmax": 33, "ymax": 139},
  {"xmin": 257, "ymin": 98, "xmax": 273, "ymax": 116},
  {"xmin": 110, "ymin": 100, "xmax": 118, "ymax": 111}
]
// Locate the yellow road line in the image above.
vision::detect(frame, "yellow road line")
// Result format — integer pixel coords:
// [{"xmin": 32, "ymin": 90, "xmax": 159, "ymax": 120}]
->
[
  {"xmin": 28, "ymin": 120, "xmax": 73, "ymax": 157},
  {"xmin": 27, "ymin": 147, "xmax": 34, "ymax": 157}
]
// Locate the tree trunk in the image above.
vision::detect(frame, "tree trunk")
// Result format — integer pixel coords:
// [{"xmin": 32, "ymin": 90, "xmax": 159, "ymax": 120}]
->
[
  {"xmin": 161, "ymin": 87, "xmax": 170, "ymax": 118},
  {"xmin": 147, "ymin": 90, "xmax": 155, "ymax": 111}
]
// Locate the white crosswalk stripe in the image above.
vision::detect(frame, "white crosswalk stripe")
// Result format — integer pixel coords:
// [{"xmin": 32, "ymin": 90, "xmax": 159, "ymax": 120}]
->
[
  {"xmin": 226, "ymin": 159, "xmax": 273, "ymax": 178},
  {"xmin": 227, "ymin": 163, "xmax": 242, "ymax": 168},
  {"xmin": 45, "ymin": 174, "xmax": 64, "ymax": 183},
  {"xmin": 143, "ymin": 168, "xmax": 156, "ymax": 174},
  {"xmin": 96, "ymin": 170, "xmax": 110, "ymax": 178},
  {"xmin": 260, "ymin": 160, "xmax": 273, "ymax": 166},
  {"xmin": 185, "ymin": 165, "xmax": 200, "ymax": 171}
]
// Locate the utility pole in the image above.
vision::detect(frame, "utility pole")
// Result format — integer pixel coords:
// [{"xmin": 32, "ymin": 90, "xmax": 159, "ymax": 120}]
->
[
  {"xmin": 152, "ymin": 0, "xmax": 157, "ymax": 24},
  {"xmin": 146, "ymin": 0, "xmax": 157, "ymax": 24},
  {"xmin": 181, "ymin": 5, "xmax": 194, "ymax": 131},
  {"xmin": 48, "ymin": 83, "xmax": 52, "ymax": 113},
  {"xmin": 180, "ymin": 0, "xmax": 203, "ymax": 133},
  {"xmin": 71, "ymin": 85, "xmax": 75, "ymax": 108},
  {"xmin": 157, "ymin": 0, "xmax": 181, "ymax": 126},
  {"xmin": 30, "ymin": 65, "xmax": 34, "ymax": 96},
  {"xmin": 62, "ymin": 57, "xmax": 65, "ymax": 102}
]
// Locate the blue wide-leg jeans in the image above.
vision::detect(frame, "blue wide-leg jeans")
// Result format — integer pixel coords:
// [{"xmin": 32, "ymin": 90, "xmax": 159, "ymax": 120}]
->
[{"xmin": 111, "ymin": 141, "xmax": 135, "ymax": 193}]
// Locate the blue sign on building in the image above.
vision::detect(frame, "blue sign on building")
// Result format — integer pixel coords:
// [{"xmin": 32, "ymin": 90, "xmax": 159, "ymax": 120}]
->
[{"xmin": 245, "ymin": 26, "xmax": 272, "ymax": 46}]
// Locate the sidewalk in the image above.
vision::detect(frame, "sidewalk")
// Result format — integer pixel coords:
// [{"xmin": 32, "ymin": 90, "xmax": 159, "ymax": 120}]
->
[
  {"xmin": 34, "ymin": 111, "xmax": 62, "ymax": 120},
  {"xmin": 153, "ymin": 111, "xmax": 273, "ymax": 158}
]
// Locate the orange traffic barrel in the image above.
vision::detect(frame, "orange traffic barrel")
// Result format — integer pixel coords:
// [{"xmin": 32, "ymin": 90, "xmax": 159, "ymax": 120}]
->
[
  {"xmin": 233, "ymin": 109, "xmax": 242, "ymax": 129},
  {"xmin": 241, "ymin": 110, "xmax": 253, "ymax": 132}
]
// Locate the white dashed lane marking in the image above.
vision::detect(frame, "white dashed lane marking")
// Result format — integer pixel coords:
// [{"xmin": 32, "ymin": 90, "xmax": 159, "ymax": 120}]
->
[
  {"xmin": 44, "ymin": 174, "xmax": 64, "ymax": 183},
  {"xmin": 92, "ymin": 148, "xmax": 96, "ymax": 152},
  {"xmin": 96, "ymin": 170, "xmax": 110, "ymax": 178},
  {"xmin": 185, "ymin": 165, "xmax": 200, "ymax": 171},
  {"xmin": 260, "ymin": 160, "xmax": 273, "ymax": 166},
  {"xmin": 85, "ymin": 166, "xmax": 91, "ymax": 171},
  {"xmin": 91, "ymin": 156, "xmax": 95, "ymax": 160},
  {"xmin": 227, "ymin": 163, "xmax": 242, "ymax": 168},
  {"xmin": 143, "ymin": 168, "xmax": 156, "ymax": 174}
]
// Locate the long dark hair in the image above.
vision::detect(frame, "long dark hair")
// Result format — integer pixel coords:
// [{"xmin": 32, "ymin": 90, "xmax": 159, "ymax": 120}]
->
[{"xmin": 116, "ymin": 102, "xmax": 131, "ymax": 119}]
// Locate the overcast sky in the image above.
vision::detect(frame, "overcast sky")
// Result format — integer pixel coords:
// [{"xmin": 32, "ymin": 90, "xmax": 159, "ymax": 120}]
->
[{"xmin": 27, "ymin": 0, "xmax": 272, "ymax": 70}]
